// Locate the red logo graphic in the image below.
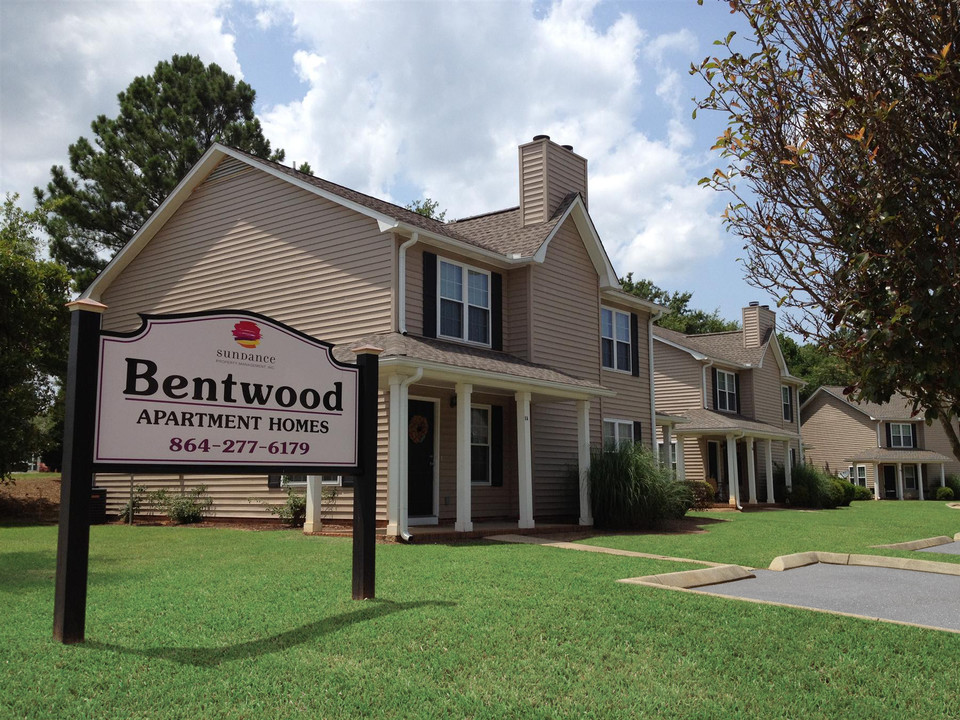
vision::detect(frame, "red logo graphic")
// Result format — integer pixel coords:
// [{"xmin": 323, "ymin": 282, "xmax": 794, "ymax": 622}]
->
[{"xmin": 232, "ymin": 321, "xmax": 262, "ymax": 349}]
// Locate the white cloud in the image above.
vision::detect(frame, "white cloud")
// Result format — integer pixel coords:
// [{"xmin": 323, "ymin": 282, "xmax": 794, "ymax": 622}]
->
[
  {"xmin": 258, "ymin": 0, "xmax": 725, "ymax": 277},
  {"xmin": 0, "ymin": 0, "xmax": 239, "ymax": 206}
]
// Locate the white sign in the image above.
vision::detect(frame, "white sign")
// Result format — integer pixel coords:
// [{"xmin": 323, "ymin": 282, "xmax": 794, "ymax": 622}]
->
[{"xmin": 94, "ymin": 312, "xmax": 359, "ymax": 467}]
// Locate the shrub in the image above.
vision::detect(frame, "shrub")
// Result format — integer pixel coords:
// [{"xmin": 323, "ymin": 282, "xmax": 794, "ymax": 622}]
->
[
  {"xmin": 936, "ymin": 486, "xmax": 955, "ymax": 501},
  {"xmin": 148, "ymin": 485, "xmax": 212, "ymax": 524},
  {"xmin": 267, "ymin": 488, "xmax": 307, "ymax": 527},
  {"xmin": 587, "ymin": 442, "xmax": 692, "ymax": 530},
  {"xmin": 851, "ymin": 484, "xmax": 874, "ymax": 502},
  {"xmin": 784, "ymin": 463, "xmax": 843, "ymax": 509},
  {"xmin": 117, "ymin": 484, "xmax": 147, "ymax": 522},
  {"xmin": 946, "ymin": 474, "xmax": 960, "ymax": 498},
  {"xmin": 682, "ymin": 480, "xmax": 715, "ymax": 510}
]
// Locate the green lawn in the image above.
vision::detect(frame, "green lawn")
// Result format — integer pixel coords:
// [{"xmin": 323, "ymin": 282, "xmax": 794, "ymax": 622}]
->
[
  {"xmin": 2, "ymin": 507, "xmax": 959, "ymax": 719},
  {"xmin": 579, "ymin": 501, "xmax": 960, "ymax": 568}
]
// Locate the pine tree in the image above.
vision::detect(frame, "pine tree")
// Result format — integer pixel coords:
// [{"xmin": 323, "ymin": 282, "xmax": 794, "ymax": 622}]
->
[{"xmin": 36, "ymin": 54, "xmax": 285, "ymax": 289}]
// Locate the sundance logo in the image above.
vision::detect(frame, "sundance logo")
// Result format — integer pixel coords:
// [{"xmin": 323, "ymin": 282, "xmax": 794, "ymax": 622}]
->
[{"xmin": 232, "ymin": 321, "xmax": 262, "ymax": 348}]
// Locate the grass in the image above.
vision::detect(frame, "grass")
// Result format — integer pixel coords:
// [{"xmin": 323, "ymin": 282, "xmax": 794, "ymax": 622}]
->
[
  {"xmin": 578, "ymin": 500, "xmax": 960, "ymax": 568},
  {"xmin": 1, "ymin": 505, "xmax": 959, "ymax": 719}
]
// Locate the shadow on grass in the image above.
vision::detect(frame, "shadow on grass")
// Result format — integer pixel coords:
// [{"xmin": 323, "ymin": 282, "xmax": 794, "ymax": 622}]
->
[
  {"xmin": 81, "ymin": 599, "xmax": 455, "ymax": 667},
  {"xmin": 0, "ymin": 550, "xmax": 57, "ymax": 591}
]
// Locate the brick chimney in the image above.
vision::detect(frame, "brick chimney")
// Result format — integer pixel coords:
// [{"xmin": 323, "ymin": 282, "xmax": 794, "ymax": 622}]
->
[
  {"xmin": 742, "ymin": 301, "xmax": 776, "ymax": 348},
  {"xmin": 518, "ymin": 135, "xmax": 588, "ymax": 226}
]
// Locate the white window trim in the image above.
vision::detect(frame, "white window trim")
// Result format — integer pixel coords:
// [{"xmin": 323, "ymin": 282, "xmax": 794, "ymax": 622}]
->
[
  {"xmin": 470, "ymin": 403, "xmax": 492, "ymax": 486},
  {"xmin": 600, "ymin": 306, "xmax": 632, "ymax": 374},
  {"xmin": 890, "ymin": 423, "xmax": 914, "ymax": 448},
  {"xmin": 437, "ymin": 257, "xmax": 491, "ymax": 347},
  {"xmin": 716, "ymin": 369, "xmax": 737, "ymax": 413},
  {"xmin": 658, "ymin": 439, "xmax": 678, "ymax": 472},
  {"xmin": 281, "ymin": 474, "xmax": 342, "ymax": 487},
  {"xmin": 603, "ymin": 418, "xmax": 634, "ymax": 446},
  {"xmin": 781, "ymin": 385, "xmax": 792, "ymax": 421},
  {"xmin": 903, "ymin": 464, "xmax": 917, "ymax": 490}
]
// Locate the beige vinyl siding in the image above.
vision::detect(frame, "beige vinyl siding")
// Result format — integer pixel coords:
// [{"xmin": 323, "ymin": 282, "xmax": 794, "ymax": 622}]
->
[
  {"xmin": 922, "ymin": 419, "xmax": 960, "ymax": 476},
  {"xmin": 100, "ymin": 163, "xmax": 393, "ymax": 342},
  {"xmin": 526, "ymin": 217, "xmax": 600, "ymax": 518},
  {"xmin": 742, "ymin": 305, "xmax": 776, "ymax": 348},
  {"xmin": 544, "ymin": 142, "xmax": 588, "ymax": 212},
  {"xmin": 504, "ymin": 266, "xmax": 531, "ymax": 359},
  {"xmin": 96, "ymin": 160, "xmax": 394, "ymax": 521},
  {"xmin": 404, "ymin": 243, "xmax": 424, "ymax": 336},
  {"xmin": 752, "ymin": 351, "xmax": 791, "ymax": 428},
  {"xmin": 519, "ymin": 142, "xmax": 547, "ymax": 226},
  {"xmin": 801, "ymin": 393, "xmax": 879, "ymax": 478},
  {"xmin": 653, "ymin": 341, "xmax": 703, "ymax": 413}
]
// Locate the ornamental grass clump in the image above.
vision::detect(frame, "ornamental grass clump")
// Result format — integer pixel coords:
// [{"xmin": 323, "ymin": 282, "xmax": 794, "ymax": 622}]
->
[
  {"xmin": 587, "ymin": 442, "xmax": 692, "ymax": 530},
  {"xmin": 784, "ymin": 464, "xmax": 844, "ymax": 509}
]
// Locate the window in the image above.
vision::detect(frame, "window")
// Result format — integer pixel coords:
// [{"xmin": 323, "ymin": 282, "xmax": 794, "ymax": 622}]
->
[
  {"xmin": 471, "ymin": 406, "xmax": 491, "ymax": 485},
  {"xmin": 281, "ymin": 474, "xmax": 342, "ymax": 487},
  {"xmin": 853, "ymin": 465, "xmax": 866, "ymax": 487},
  {"xmin": 890, "ymin": 423, "xmax": 914, "ymax": 448},
  {"xmin": 903, "ymin": 465, "xmax": 917, "ymax": 490},
  {"xmin": 439, "ymin": 259, "xmax": 490, "ymax": 345},
  {"xmin": 716, "ymin": 369, "xmax": 737, "ymax": 412},
  {"xmin": 601, "ymin": 307, "xmax": 631, "ymax": 372},
  {"xmin": 782, "ymin": 386, "xmax": 793, "ymax": 422},
  {"xmin": 603, "ymin": 419, "xmax": 634, "ymax": 447},
  {"xmin": 658, "ymin": 440, "xmax": 678, "ymax": 472}
]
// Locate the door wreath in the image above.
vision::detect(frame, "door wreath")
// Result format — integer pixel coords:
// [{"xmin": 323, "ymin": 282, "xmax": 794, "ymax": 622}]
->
[{"xmin": 408, "ymin": 415, "xmax": 429, "ymax": 444}]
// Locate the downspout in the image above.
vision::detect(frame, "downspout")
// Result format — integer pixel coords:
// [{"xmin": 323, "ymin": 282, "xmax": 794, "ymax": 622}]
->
[
  {"xmin": 702, "ymin": 359, "xmax": 714, "ymax": 409},
  {"xmin": 398, "ymin": 367, "xmax": 423, "ymax": 541},
  {"xmin": 398, "ymin": 233, "xmax": 419, "ymax": 334},
  {"xmin": 648, "ymin": 310, "xmax": 663, "ymax": 462}
]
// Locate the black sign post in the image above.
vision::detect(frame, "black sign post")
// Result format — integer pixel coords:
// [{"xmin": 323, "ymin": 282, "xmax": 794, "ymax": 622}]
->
[{"xmin": 53, "ymin": 307, "xmax": 379, "ymax": 644}]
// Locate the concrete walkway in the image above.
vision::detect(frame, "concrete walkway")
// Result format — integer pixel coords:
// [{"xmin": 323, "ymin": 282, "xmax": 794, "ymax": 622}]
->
[{"xmin": 488, "ymin": 532, "xmax": 960, "ymax": 633}]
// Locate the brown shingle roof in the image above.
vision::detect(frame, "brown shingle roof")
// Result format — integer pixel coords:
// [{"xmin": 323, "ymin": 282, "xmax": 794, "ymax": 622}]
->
[
  {"xmin": 653, "ymin": 326, "xmax": 770, "ymax": 367},
  {"xmin": 229, "ymin": 146, "xmax": 568, "ymax": 259},
  {"xmin": 844, "ymin": 447, "xmax": 952, "ymax": 463},
  {"xmin": 819, "ymin": 386, "xmax": 920, "ymax": 421},
  {"xmin": 669, "ymin": 407, "xmax": 798, "ymax": 438},
  {"xmin": 333, "ymin": 332, "xmax": 607, "ymax": 392}
]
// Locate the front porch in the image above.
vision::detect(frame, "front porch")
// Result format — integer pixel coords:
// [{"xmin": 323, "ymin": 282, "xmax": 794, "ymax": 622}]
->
[
  {"xmin": 846, "ymin": 449, "xmax": 952, "ymax": 500},
  {"xmin": 405, "ymin": 520, "xmax": 584, "ymax": 543}
]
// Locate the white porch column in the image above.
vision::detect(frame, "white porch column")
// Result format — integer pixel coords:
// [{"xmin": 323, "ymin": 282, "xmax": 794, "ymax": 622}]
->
[
  {"xmin": 874, "ymin": 464, "xmax": 881, "ymax": 500},
  {"xmin": 676, "ymin": 436, "xmax": 686, "ymax": 482},
  {"xmin": 455, "ymin": 383, "xmax": 473, "ymax": 532},
  {"xmin": 783, "ymin": 441, "xmax": 792, "ymax": 491},
  {"xmin": 303, "ymin": 475, "xmax": 321, "ymax": 533},
  {"xmin": 765, "ymin": 438, "xmax": 774, "ymax": 503},
  {"xmin": 726, "ymin": 434, "xmax": 740, "ymax": 507},
  {"xmin": 896, "ymin": 462, "xmax": 904, "ymax": 500},
  {"xmin": 386, "ymin": 374, "xmax": 404, "ymax": 536},
  {"xmin": 746, "ymin": 437, "xmax": 757, "ymax": 504},
  {"xmin": 662, "ymin": 424, "xmax": 673, "ymax": 469},
  {"xmin": 516, "ymin": 391, "xmax": 535, "ymax": 529},
  {"xmin": 577, "ymin": 399, "xmax": 592, "ymax": 526},
  {"xmin": 941, "ymin": 464, "xmax": 946, "ymax": 487},
  {"xmin": 918, "ymin": 464, "xmax": 925, "ymax": 501}
]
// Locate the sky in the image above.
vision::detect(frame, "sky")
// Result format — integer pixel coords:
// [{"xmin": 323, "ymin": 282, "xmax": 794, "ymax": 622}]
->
[{"xmin": 0, "ymin": 0, "xmax": 773, "ymax": 325}]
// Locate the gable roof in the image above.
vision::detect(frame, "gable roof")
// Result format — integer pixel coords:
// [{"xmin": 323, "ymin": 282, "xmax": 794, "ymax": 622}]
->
[
  {"xmin": 803, "ymin": 386, "xmax": 920, "ymax": 421},
  {"xmin": 82, "ymin": 143, "xmax": 623, "ymax": 301},
  {"xmin": 653, "ymin": 325, "xmax": 769, "ymax": 368}
]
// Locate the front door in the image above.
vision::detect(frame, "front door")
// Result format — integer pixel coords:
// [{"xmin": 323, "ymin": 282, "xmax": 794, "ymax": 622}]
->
[
  {"xmin": 883, "ymin": 465, "xmax": 897, "ymax": 499},
  {"xmin": 407, "ymin": 400, "xmax": 435, "ymax": 517}
]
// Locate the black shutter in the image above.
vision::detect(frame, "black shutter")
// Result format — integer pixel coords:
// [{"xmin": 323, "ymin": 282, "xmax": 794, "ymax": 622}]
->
[
  {"xmin": 491, "ymin": 272, "xmax": 503, "ymax": 351},
  {"xmin": 267, "ymin": 474, "xmax": 281, "ymax": 489},
  {"xmin": 885, "ymin": 423, "xmax": 892, "ymax": 448},
  {"xmin": 341, "ymin": 475, "xmax": 355, "ymax": 488},
  {"xmin": 911, "ymin": 424, "xmax": 918, "ymax": 448},
  {"xmin": 491, "ymin": 406, "xmax": 503, "ymax": 486},
  {"xmin": 734, "ymin": 373, "xmax": 741, "ymax": 414},
  {"xmin": 712, "ymin": 368, "xmax": 719, "ymax": 410},
  {"xmin": 788, "ymin": 388, "xmax": 794, "ymax": 422},
  {"xmin": 422, "ymin": 251, "xmax": 437, "ymax": 338},
  {"xmin": 630, "ymin": 313, "xmax": 640, "ymax": 377},
  {"xmin": 633, "ymin": 421, "xmax": 643, "ymax": 446}
]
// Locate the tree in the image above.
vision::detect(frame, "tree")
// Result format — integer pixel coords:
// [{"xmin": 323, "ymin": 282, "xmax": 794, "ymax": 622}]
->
[
  {"xmin": 405, "ymin": 197, "xmax": 447, "ymax": 222},
  {"xmin": 779, "ymin": 336, "xmax": 856, "ymax": 402},
  {"xmin": 36, "ymin": 54, "xmax": 286, "ymax": 289},
  {"xmin": 621, "ymin": 273, "xmax": 739, "ymax": 334},
  {"xmin": 693, "ymin": 0, "xmax": 960, "ymax": 461},
  {"xmin": 0, "ymin": 196, "xmax": 71, "ymax": 482}
]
